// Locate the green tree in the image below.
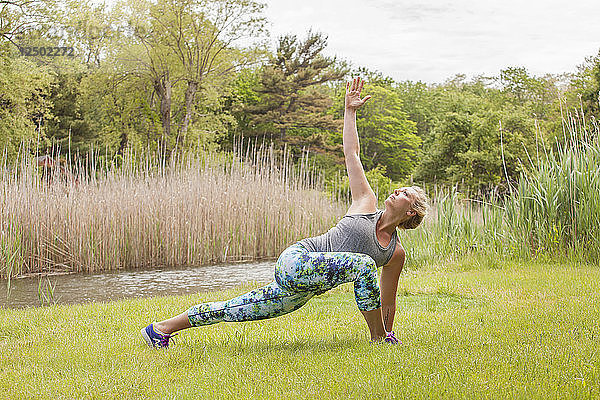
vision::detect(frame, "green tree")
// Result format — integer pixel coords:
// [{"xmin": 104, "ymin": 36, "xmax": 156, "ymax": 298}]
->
[
  {"xmin": 0, "ymin": 0, "xmax": 55, "ymax": 45},
  {"xmin": 45, "ymin": 70, "xmax": 95, "ymax": 153},
  {"xmin": 79, "ymin": 60, "xmax": 161, "ymax": 155},
  {"xmin": 570, "ymin": 50, "xmax": 600, "ymax": 118},
  {"xmin": 0, "ymin": 44, "xmax": 55, "ymax": 158},
  {"xmin": 352, "ymin": 83, "xmax": 420, "ymax": 181},
  {"xmin": 0, "ymin": 0, "xmax": 117, "ymax": 156},
  {"xmin": 395, "ymin": 80, "xmax": 434, "ymax": 140},
  {"xmin": 498, "ymin": 66, "xmax": 558, "ymax": 119},
  {"xmin": 60, "ymin": 0, "xmax": 118, "ymax": 68},
  {"xmin": 118, "ymin": 0, "xmax": 266, "ymax": 154},
  {"xmin": 414, "ymin": 84, "xmax": 538, "ymax": 193},
  {"xmin": 245, "ymin": 31, "xmax": 347, "ymax": 140}
]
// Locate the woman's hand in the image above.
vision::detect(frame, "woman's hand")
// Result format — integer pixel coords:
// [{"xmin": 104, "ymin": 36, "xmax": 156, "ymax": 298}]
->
[{"xmin": 345, "ymin": 77, "xmax": 372, "ymax": 110}]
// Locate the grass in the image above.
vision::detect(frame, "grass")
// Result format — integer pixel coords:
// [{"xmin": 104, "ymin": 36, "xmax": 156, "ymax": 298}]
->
[{"xmin": 1, "ymin": 260, "xmax": 599, "ymax": 399}]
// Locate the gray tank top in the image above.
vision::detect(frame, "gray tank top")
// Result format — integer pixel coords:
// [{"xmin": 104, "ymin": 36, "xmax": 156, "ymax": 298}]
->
[{"xmin": 298, "ymin": 210, "xmax": 397, "ymax": 267}]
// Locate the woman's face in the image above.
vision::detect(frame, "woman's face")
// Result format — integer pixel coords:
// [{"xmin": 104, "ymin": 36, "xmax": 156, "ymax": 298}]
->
[{"xmin": 384, "ymin": 187, "xmax": 416, "ymax": 219}]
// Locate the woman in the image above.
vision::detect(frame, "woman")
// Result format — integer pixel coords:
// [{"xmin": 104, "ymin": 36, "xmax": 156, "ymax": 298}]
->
[{"xmin": 141, "ymin": 77, "xmax": 428, "ymax": 348}]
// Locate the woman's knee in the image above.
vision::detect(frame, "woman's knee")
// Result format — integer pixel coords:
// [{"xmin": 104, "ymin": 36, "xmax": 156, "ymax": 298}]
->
[
  {"xmin": 275, "ymin": 244, "xmax": 306, "ymax": 289},
  {"xmin": 353, "ymin": 254, "xmax": 377, "ymax": 284},
  {"xmin": 357, "ymin": 254, "xmax": 376, "ymax": 270},
  {"xmin": 354, "ymin": 283, "xmax": 381, "ymax": 311},
  {"xmin": 352, "ymin": 254, "xmax": 380, "ymax": 311}
]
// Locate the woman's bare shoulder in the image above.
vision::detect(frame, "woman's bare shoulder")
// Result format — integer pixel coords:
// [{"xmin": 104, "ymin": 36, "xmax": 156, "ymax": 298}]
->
[{"xmin": 346, "ymin": 196, "xmax": 377, "ymax": 215}]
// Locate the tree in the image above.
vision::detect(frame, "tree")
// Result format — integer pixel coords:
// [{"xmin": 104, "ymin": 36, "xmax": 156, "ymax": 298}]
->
[
  {"xmin": 60, "ymin": 0, "xmax": 118, "ymax": 68},
  {"xmin": 353, "ymin": 84, "xmax": 420, "ymax": 181},
  {"xmin": 414, "ymin": 83, "xmax": 538, "ymax": 193},
  {"xmin": 395, "ymin": 79, "xmax": 435, "ymax": 139},
  {"xmin": 570, "ymin": 50, "xmax": 600, "ymax": 118},
  {"xmin": 498, "ymin": 66, "xmax": 558, "ymax": 119},
  {"xmin": 45, "ymin": 70, "xmax": 96, "ymax": 153},
  {"xmin": 118, "ymin": 0, "xmax": 266, "ymax": 154},
  {"xmin": 0, "ymin": 44, "xmax": 54, "ymax": 158},
  {"xmin": 245, "ymin": 31, "xmax": 347, "ymax": 140},
  {"xmin": 79, "ymin": 64, "xmax": 158, "ymax": 155},
  {"xmin": 0, "ymin": 0, "xmax": 54, "ymax": 45}
]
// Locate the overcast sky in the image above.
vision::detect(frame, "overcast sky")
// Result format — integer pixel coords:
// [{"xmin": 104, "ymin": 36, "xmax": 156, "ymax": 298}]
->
[{"xmin": 261, "ymin": 0, "xmax": 600, "ymax": 83}]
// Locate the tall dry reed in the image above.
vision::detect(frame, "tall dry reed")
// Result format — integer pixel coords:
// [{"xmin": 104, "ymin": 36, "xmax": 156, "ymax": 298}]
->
[{"xmin": 0, "ymin": 144, "xmax": 345, "ymax": 278}]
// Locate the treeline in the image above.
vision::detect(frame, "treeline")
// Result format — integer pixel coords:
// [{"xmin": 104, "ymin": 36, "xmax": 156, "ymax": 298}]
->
[{"xmin": 1, "ymin": 0, "xmax": 600, "ymax": 195}]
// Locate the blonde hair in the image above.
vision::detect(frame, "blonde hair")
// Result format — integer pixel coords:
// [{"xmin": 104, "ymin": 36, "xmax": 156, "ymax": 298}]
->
[{"xmin": 398, "ymin": 186, "xmax": 429, "ymax": 230}]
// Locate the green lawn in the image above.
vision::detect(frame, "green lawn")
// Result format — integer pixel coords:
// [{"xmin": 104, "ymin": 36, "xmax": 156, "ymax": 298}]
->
[{"xmin": 1, "ymin": 261, "xmax": 599, "ymax": 399}]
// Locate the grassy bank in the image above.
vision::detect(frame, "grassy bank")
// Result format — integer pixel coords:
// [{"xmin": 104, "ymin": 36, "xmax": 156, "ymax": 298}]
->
[{"xmin": 1, "ymin": 260, "xmax": 599, "ymax": 399}]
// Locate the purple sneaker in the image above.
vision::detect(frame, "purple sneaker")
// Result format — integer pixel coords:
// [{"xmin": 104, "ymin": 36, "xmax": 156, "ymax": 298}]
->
[
  {"xmin": 384, "ymin": 331, "xmax": 401, "ymax": 344},
  {"xmin": 141, "ymin": 323, "xmax": 177, "ymax": 348}
]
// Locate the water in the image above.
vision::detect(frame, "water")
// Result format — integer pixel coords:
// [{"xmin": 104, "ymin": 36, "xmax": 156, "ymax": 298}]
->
[{"xmin": 0, "ymin": 260, "xmax": 276, "ymax": 309}]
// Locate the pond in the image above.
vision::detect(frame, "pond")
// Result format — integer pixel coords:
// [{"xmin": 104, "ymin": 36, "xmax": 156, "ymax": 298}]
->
[{"xmin": 0, "ymin": 260, "xmax": 276, "ymax": 309}]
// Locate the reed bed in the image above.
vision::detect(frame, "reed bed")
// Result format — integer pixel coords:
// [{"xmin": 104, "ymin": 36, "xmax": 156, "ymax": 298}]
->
[
  {"xmin": 504, "ymin": 108, "xmax": 600, "ymax": 261},
  {"xmin": 401, "ymin": 107, "xmax": 600, "ymax": 268},
  {"xmin": 2, "ymin": 106, "xmax": 597, "ymax": 278},
  {"xmin": 0, "ymin": 144, "xmax": 345, "ymax": 278}
]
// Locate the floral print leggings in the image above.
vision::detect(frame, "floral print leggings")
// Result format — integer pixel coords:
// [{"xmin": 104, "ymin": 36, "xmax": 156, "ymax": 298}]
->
[{"xmin": 187, "ymin": 243, "xmax": 381, "ymax": 326}]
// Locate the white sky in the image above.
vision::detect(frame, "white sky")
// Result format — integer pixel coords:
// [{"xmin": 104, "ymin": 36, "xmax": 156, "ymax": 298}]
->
[{"xmin": 262, "ymin": 0, "xmax": 600, "ymax": 83}]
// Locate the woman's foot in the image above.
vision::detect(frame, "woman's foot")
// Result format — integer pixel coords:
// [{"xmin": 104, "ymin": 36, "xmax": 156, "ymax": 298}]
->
[
  {"xmin": 384, "ymin": 331, "xmax": 400, "ymax": 344},
  {"xmin": 141, "ymin": 323, "xmax": 177, "ymax": 348},
  {"xmin": 370, "ymin": 331, "xmax": 401, "ymax": 344}
]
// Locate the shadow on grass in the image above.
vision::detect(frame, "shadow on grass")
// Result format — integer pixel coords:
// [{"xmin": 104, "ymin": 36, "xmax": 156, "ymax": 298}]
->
[
  {"xmin": 153, "ymin": 291, "xmax": 484, "ymax": 359},
  {"xmin": 186, "ymin": 335, "xmax": 364, "ymax": 354},
  {"xmin": 157, "ymin": 335, "xmax": 369, "ymax": 367}
]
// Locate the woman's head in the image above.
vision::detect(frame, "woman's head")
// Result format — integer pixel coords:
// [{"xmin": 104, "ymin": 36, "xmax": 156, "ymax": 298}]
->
[{"xmin": 384, "ymin": 186, "xmax": 429, "ymax": 230}]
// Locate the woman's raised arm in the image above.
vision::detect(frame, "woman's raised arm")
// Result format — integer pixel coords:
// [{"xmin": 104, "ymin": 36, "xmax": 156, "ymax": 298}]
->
[{"xmin": 344, "ymin": 77, "xmax": 377, "ymax": 215}]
